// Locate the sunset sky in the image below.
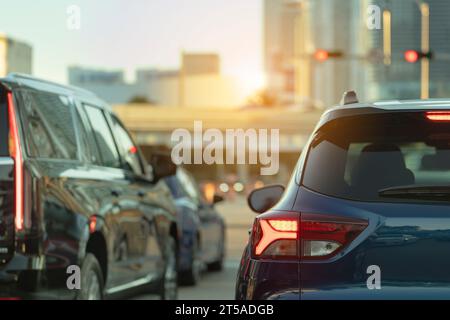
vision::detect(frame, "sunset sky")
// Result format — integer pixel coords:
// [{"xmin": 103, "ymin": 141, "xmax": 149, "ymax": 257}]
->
[{"xmin": 0, "ymin": 0, "xmax": 263, "ymax": 87}]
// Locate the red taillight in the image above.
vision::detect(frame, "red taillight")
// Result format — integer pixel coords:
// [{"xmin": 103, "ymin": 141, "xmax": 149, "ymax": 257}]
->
[
  {"xmin": 7, "ymin": 92, "xmax": 24, "ymax": 231},
  {"xmin": 254, "ymin": 219, "xmax": 298, "ymax": 256},
  {"xmin": 89, "ymin": 216, "xmax": 97, "ymax": 233},
  {"xmin": 252, "ymin": 212, "xmax": 367, "ymax": 260},
  {"xmin": 268, "ymin": 220, "xmax": 298, "ymax": 232},
  {"xmin": 426, "ymin": 111, "xmax": 450, "ymax": 122},
  {"xmin": 129, "ymin": 146, "xmax": 137, "ymax": 154}
]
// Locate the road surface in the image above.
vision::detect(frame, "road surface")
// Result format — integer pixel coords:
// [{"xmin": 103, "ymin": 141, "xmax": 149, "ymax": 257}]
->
[{"xmin": 134, "ymin": 196, "xmax": 254, "ymax": 300}]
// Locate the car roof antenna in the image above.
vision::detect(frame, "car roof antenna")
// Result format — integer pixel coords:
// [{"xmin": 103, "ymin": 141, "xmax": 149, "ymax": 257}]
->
[{"xmin": 340, "ymin": 90, "xmax": 359, "ymax": 105}]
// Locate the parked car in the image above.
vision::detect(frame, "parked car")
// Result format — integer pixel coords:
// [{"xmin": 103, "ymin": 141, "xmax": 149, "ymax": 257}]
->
[
  {"xmin": 236, "ymin": 92, "xmax": 450, "ymax": 300},
  {"xmin": 164, "ymin": 168, "xmax": 226, "ymax": 285},
  {"xmin": 0, "ymin": 74, "xmax": 178, "ymax": 300}
]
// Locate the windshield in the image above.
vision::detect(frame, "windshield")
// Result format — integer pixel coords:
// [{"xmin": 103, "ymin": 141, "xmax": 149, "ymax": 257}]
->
[{"xmin": 302, "ymin": 112, "xmax": 450, "ymax": 202}]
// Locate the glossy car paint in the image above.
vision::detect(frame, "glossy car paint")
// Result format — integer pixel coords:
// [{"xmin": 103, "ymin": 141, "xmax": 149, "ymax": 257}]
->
[
  {"xmin": 0, "ymin": 75, "xmax": 178, "ymax": 299},
  {"xmin": 297, "ymin": 186, "xmax": 450, "ymax": 300},
  {"xmin": 236, "ymin": 100, "xmax": 450, "ymax": 300}
]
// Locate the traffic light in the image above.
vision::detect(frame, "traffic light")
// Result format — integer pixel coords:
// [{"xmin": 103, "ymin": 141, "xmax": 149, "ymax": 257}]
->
[
  {"xmin": 313, "ymin": 49, "xmax": 343, "ymax": 62},
  {"xmin": 404, "ymin": 50, "xmax": 433, "ymax": 63},
  {"xmin": 404, "ymin": 50, "xmax": 419, "ymax": 63},
  {"xmin": 314, "ymin": 49, "xmax": 329, "ymax": 62}
]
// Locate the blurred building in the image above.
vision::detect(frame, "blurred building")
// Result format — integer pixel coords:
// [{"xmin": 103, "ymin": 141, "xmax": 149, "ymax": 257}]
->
[
  {"xmin": 365, "ymin": 0, "xmax": 450, "ymax": 100},
  {"xmin": 135, "ymin": 69, "xmax": 180, "ymax": 105},
  {"xmin": 182, "ymin": 53, "xmax": 220, "ymax": 75},
  {"xmin": 69, "ymin": 53, "xmax": 246, "ymax": 107},
  {"xmin": 308, "ymin": 0, "xmax": 368, "ymax": 106},
  {"xmin": 0, "ymin": 34, "xmax": 32, "ymax": 77},
  {"xmin": 136, "ymin": 69, "xmax": 179, "ymax": 83},
  {"xmin": 68, "ymin": 66, "xmax": 124, "ymax": 85},
  {"xmin": 269, "ymin": 0, "xmax": 450, "ymax": 103},
  {"xmin": 68, "ymin": 66, "xmax": 140, "ymax": 104},
  {"xmin": 263, "ymin": 0, "xmax": 299, "ymax": 104},
  {"xmin": 264, "ymin": 0, "xmax": 367, "ymax": 107}
]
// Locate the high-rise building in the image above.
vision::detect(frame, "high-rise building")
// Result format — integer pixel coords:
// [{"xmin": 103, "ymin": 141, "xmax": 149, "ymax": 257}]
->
[
  {"xmin": 366, "ymin": 0, "xmax": 450, "ymax": 100},
  {"xmin": 0, "ymin": 34, "xmax": 32, "ymax": 77},
  {"xmin": 264, "ymin": 0, "xmax": 368, "ymax": 107},
  {"xmin": 308, "ymin": 0, "xmax": 368, "ymax": 106},
  {"xmin": 263, "ymin": 0, "xmax": 300, "ymax": 103}
]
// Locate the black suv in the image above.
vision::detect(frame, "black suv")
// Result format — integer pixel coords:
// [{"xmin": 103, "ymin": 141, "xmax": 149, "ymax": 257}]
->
[{"xmin": 0, "ymin": 74, "xmax": 178, "ymax": 300}]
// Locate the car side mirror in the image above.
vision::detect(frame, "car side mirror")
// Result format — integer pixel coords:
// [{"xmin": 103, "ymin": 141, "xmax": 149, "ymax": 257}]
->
[
  {"xmin": 213, "ymin": 194, "xmax": 224, "ymax": 205},
  {"xmin": 151, "ymin": 153, "xmax": 177, "ymax": 182},
  {"xmin": 247, "ymin": 185, "xmax": 285, "ymax": 214}
]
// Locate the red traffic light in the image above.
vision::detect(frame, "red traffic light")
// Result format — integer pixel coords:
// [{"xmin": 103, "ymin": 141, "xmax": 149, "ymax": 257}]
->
[
  {"xmin": 314, "ymin": 49, "xmax": 329, "ymax": 62},
  {"xmin": 404, "ymin": 50, "xmax": 419, "ymax": 63},
  {"xmin": 404, "ymin": 50, "xmax": 433, "ymax": 63}
]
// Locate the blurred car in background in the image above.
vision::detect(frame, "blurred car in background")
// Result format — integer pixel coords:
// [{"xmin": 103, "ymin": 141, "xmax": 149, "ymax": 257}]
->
[{"xmin": 164, "ymin": 168, "xmax": 226, "ymax": 285}]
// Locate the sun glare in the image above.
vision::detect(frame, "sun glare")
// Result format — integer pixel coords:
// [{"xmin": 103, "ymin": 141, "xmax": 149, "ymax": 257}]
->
[{"xmin": 234, "ymin": 70, "xmax": 267, "ymax": 97}]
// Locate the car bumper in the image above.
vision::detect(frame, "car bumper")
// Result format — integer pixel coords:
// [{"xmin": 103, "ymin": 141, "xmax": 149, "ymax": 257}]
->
[
  {"xmin": 0, "ymin": 253, "xmax": 42, "ymax": 284},
  {"xmin": 301, "ymin": 284, "xmax": 450, "ymax": 300},
  {"xmin": 237, "ymin": 258, "xmax": 300, "ymax": 300},
  {"xmin": 0, "ymin": 254, "xmax": 75, "ymax": 300}
]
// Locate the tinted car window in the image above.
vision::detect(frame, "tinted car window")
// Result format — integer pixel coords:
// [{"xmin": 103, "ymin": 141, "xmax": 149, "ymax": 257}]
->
[
  {"xmin": 76, "ymin": 105, "xmax": 101, "ymax": 165},
  {"xmin": 18, "ymin": 90, "xmax": 78, "ymax": 160},
  {"xmin": 110, "ymin": 115, "xmax": 143, "ymax": 175},
  {"xmin": 302, "ymin": 113, "xmax": 450, "ymax": 202},
  {"xmin": 73, "ymin": 107, "xmax": 92, "ymax": 163},
  {"xmin": 83, "ymin": 105, "xmax": 121, "ymax": 168}
]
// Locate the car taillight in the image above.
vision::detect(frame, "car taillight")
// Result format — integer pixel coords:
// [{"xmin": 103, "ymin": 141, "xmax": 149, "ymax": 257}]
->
[
  {"xmin": 252, "ymin": 212, "xmax": 367, "ymax": 260},
  {"xmin": 253, "ymin": 219, "xmax": 298, "ymax": 257},
  {"xmin": 7, "ymin": 92, "xmax": 24, "ymax": 231},
  {"xmin": 426, "ymin": 111, "xmax": 450, "ymax": 122},
  {"xmin": 301, "ymin": 214, "xmax": 368, "ymax": 259},
  {"xmin": 252, "ymin": 211, "xmax": 299, "ymax": 259}
]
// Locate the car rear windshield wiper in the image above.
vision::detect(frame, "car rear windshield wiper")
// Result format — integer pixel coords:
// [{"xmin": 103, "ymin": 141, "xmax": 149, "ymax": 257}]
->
[{"xmin": 378, "ymin": 185, "xmax": 450, "ymax": 200}]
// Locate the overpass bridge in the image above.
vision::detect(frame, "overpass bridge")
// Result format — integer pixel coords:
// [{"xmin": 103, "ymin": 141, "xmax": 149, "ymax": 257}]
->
[{"xmin": 113, "ymin": 104, "xmax": 323, "ymax": 183}]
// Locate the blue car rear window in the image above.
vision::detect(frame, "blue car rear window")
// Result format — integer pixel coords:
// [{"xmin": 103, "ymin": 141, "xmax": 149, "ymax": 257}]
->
[{"xmin": 302, "ymin": 112, "xmax": 450, "ymax": 202}]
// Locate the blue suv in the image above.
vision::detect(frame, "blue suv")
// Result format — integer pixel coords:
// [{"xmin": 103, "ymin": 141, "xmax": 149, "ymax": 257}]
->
[{"xmin": 236, "ymin": 93, "xmax": 450, "ymax": 300}]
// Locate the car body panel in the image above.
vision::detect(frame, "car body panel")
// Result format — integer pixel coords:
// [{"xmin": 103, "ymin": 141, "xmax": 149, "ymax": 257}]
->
[{"xmin": 296, "ymin": 187, "xmax": 450, "ymax": 297}]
